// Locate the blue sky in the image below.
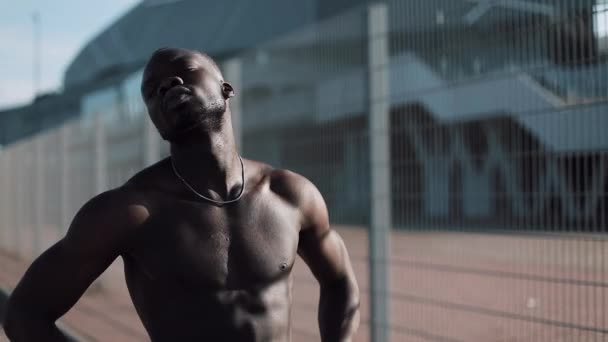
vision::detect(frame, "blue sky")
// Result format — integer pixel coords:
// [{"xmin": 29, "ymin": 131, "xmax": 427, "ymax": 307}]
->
[{"xmin": 0, "ymin": 0, "xmax": 140, "ymax": 109}]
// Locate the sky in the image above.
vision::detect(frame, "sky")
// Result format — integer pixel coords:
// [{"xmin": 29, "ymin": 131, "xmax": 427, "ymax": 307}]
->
[{"xmin": 0, "ymin": 0, "xmax": 140, "ymax": 110}]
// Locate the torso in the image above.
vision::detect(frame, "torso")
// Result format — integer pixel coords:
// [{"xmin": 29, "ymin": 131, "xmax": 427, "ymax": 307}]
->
[{"xmin": 121, "ymin": 158, "xmax": 302, "ymax": 341}]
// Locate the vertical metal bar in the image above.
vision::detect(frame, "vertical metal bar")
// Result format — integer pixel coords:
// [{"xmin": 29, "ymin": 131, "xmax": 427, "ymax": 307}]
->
[
  {"xmin": 94, "ymin": 114, "xmax": 108, "ymax": 194},
  {"xmin": 367, "ymin": 3, "xmax": 390, "ymax": 342},
  {"xmin": 143, "ymin": 115, "xmax": 160, "ymax": 167},
  {"xmin": 222, "ymin": 58, "xmax": 243, "ymax": 150},
  {"xmin": 34, "ymin": 136, "xmax": 45, "ymax": 255},
  {"xmin": 5, "ymin": 149, "xmax": 15, "ymax": 254},
  {"xmin": 60, "ymin": 124, "xmax": 70, "ymax": 234},
  {"xmin": 0, "ymin": 149, "xmax": 7, "ymax": 251},
  {"xmin": 15, "ymin": 145, "xmax": 24, "ymax": 257},
  {"xmin": 32, "ymin": 11, "xmax": 41, "ymax": 98}
]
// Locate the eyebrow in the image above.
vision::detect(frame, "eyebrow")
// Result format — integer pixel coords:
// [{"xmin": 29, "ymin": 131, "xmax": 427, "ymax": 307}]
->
[{"xmin": 141, "ymin": 54, "xmax": 204, "ymax": 87}]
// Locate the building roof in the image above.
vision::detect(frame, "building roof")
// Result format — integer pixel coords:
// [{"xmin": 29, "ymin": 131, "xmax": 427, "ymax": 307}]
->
[
  {"xmin": 63, "ymin": 0, "xmax": 319, "ymax": 88},
  {"xmin": 63, "ymin": 0, "xmax": 588, "ymax": 88}
]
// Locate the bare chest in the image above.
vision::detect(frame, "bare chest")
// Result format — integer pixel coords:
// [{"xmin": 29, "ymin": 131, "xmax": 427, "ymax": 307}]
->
[{"xmin": 127, "ymin": 194, "xmax": 300, "ymax": 290}]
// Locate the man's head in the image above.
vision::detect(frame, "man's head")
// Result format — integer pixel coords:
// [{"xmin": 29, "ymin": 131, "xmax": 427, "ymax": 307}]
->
[{"xmin": 141, "ymin": 47, "xmax": 234, "ymax": 141}]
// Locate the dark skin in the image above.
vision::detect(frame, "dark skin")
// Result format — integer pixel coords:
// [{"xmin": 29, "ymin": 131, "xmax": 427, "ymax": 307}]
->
[{"xmin": 3, "ymin": 48, "xmax": 360, "ymax": 342}]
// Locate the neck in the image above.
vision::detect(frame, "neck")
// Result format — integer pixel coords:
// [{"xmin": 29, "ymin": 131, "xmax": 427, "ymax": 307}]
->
[{"xmin": 169, "ymin": 109, "xmax": 242, "ymax": 199}]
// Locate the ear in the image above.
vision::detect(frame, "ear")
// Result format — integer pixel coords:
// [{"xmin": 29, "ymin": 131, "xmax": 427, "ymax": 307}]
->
[{"xmin": 222, "ymin": 82, "xmax": 235, "ymax": 99}]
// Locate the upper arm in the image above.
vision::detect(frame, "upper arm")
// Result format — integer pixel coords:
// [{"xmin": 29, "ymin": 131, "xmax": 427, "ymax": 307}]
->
[
  {"xmin": 7, "ymin": 189, "xmax": 147, "ymax": 321},
  {"xmin": 278, "ymin": 171, "xmax": 355, "ymax": 287}
]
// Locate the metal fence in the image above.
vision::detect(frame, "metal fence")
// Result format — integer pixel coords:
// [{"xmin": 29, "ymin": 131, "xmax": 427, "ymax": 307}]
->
[{"xmin": 1, "ymin": 1, "xmax": 607, "ymax": 341}]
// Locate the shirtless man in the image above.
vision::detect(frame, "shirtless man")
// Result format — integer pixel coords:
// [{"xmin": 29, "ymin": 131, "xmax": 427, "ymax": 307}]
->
[{"xmin": 4, "ymin": 47, "xmax": 360, "ymax": 341}]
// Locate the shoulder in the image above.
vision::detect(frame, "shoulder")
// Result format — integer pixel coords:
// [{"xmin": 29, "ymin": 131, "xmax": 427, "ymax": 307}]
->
[
  {"xmin": 268, "ymin": 168, "xmax": 321, "ymax": 207},
  {"xmin": 75, "ymin": 186, "xmax": 150, "ymax": 226},
  {"xmin": 64, "ymin": 184, "xmax": 149, "ymax": 252},
  {"xmin": 267, "ymin": 167, "xmax": 329, "ymax": 231}
]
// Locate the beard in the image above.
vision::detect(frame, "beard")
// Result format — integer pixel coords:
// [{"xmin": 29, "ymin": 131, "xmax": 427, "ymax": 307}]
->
[{"xmin": 164, "ymin": 97, "xmax": 227, "ymax": 142}]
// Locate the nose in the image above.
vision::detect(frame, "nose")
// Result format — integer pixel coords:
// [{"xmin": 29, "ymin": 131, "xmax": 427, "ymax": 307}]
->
[{"xmin": 157, "ymin": 76, "xmax": 184, "ymax": 96}]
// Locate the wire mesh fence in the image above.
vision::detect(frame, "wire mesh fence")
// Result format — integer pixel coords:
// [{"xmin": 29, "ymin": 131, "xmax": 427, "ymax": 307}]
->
[{"xmin": 0, "ymin": 1, "xmax": 607, "ymax": 341}]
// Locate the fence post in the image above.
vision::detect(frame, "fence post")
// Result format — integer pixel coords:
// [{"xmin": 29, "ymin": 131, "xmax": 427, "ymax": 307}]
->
[
  {"xmin": 34, "ymin": 136, "xmax": 45, "ymax": 255},
  {"xmin": 60, "ymin": 124, "xmax": 70, "ymax": 234},
  {"xmin": 4, "ymin": 149, "xmax": 16, "ymax": 254},
  {"xmin": 367, "ymin": 3, "xmax": 391, "ymax": 342},
  {"xmin": 143, "ymin": 116, "xmax": 160, "ymax": 167},
  {"xmin": 0, "ymin": 149, "xmax": 7, "ymax": 251},
  {"xmin": 15, "ymin": 145, "xmax": 26, "ymax": 257},
  {"xmin": 94, "ymin": 114, "xmax": 108, "ymax": 194},
  {"xmin": 222, "ymin": 58, "xmax": 243, "ymax": 150}
]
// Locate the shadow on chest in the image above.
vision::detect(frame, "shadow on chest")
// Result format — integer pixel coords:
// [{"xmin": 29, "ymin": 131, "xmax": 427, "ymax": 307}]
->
[{"xmin": 130, "ymin": 198, "xmax": 300, "ymax": 289}]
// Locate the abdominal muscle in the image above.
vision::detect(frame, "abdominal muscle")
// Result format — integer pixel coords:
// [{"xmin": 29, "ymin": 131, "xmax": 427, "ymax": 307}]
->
[{"xmin": 124, "ymin": 261, "xmax": 293, "ymax": 342}]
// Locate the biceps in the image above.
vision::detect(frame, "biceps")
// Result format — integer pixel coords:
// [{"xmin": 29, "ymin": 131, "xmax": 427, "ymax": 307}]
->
[
  {"xmin": 9, "ymin": 239, "xmax": 116, "ymax": 320},
  {"xmin": 298, "ymin": 230, "xmax": 352, "ymax": 284}
]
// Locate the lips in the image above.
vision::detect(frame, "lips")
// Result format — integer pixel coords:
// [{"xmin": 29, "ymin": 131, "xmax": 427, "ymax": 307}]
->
[{"xmin": 163, "ymin": 85, "xmax": 193, "ymax": 110}]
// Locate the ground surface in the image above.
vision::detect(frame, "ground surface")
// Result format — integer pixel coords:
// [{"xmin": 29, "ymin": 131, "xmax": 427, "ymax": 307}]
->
[{"xmin": 1, "ymin": 227, "xmax": 606, "ymax": 341}]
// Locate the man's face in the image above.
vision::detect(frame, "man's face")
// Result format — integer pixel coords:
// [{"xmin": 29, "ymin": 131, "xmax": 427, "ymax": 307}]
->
[{"xmin": 141, "ymin": 49, "xmax": 229, "ymax": 140}]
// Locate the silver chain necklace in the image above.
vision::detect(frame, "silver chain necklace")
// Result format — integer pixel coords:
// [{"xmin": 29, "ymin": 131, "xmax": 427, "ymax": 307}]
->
[{"xmin": 171, "ymin": 155, "xmax": 245, "ymax": 205}]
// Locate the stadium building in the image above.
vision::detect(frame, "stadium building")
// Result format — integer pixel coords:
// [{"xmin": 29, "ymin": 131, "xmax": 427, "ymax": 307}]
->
[{"xmin": 1, "ymin": 0, "xmax": 606, "ymax": 231}]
